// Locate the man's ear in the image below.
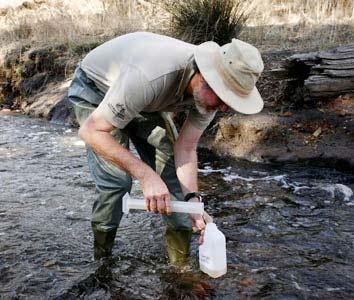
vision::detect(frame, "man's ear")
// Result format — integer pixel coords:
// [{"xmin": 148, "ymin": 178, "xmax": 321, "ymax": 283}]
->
[{"xmin": 186, "ymin": 72, "xmax": 202, "ymax": 96}]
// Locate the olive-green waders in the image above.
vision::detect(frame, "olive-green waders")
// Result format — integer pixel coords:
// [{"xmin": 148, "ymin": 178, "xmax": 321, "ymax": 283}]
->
[{"xmin": 72, "ymin": 100, "xmax": 192, "ymax": 265}]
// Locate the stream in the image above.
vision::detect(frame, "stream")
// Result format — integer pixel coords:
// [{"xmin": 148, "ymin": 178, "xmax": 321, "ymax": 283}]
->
[{"xmin": 0, "ymin": 112, "xmax": 353, "ymax": 299}]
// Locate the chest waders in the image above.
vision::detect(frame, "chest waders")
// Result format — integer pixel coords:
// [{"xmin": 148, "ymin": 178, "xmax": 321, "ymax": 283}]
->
[{"xmin": 69, "ymin": 67, "xmax": 192, "ymax": 265}]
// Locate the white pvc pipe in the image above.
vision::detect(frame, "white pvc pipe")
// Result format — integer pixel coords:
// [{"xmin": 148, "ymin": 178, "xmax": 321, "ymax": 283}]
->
[{"xmin": 122, "ymin": 193, "xmax": 204, "ymax": 214}]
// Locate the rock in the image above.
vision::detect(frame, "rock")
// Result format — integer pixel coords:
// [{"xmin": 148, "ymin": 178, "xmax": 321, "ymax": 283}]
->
[
  {"xmin": 26, "ymin": 48, "xmax": 56, "ymax": 72},
  {"xmin": 239, "ymin": 278, "xmax": 257, "ymax": 287},
  {"xmin": 312, "ymin": 127, "xmax": 322, "ymax": 137},
  {"xmin": 20, "ymin": 72, "xmax": 48, "ymax": 95},
  {"xmin": 49, "ymin": 96, "xmax": 77, "ymax": 127},
  {"xmin": 205, "ymin": 109, "xmax": 354, "ymax": 171},
  {"xmin": 21, "ymin": 79, "xmax": 71, "ymax": 119},
  {"xmin": 279, "ymin": 152, "xmax": 299, "ymax": 162},
  {"xmin": 0, "ymin": 44, "xmax": 77, "ymax": 109},
  {"xmin": 327, "ymin": 94, "xmax": 354, "ymax": 116},
  {"xmin": 282, "ymin": 111, "xmax": 293, "ymax": 117},
  {"xmin": 211, "ymin": 112, "xmax": 286, "ymax": 161}
]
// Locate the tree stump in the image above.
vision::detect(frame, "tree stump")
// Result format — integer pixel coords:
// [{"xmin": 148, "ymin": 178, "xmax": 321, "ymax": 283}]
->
[{"xmin": 271, "ymin": 44, "xmax": 354, "ymax": 105}]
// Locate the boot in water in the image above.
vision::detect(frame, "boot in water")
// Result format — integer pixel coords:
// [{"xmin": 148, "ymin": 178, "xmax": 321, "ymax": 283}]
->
[
  {"xmin": 93, "ymin": 228, "xmax": 117, "ymax": 260},
  {"xmin": 165, "ymin": 228, "xmax": 192, "ymax": 267}
]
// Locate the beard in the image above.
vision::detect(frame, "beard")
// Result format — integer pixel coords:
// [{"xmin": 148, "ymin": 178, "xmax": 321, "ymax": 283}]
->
[{"xmin": 193, "ymin": 86, "xmax": 209, "ymax": 115}]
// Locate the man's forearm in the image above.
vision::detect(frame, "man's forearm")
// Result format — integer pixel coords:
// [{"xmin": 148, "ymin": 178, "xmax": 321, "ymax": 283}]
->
[
  {"xmin": 174, "ymin": 145, "xmax": 199, "ymax": 196},
  {"xmin": 79, "ymin": 110, "xmax": 172, "ymax": 214},
  {"xmin": 80, "ymin": 123, "xmax": 153, "ymax": 181}
]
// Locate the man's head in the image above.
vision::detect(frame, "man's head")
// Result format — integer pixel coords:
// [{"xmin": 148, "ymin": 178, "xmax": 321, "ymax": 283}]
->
[
  {"xmin": 190, "ymin": 72, "xmax": 229, "ymax": 114},
  {"xmin": 193, "ymin": 38, "xmax": 264, "ymax": 114}
]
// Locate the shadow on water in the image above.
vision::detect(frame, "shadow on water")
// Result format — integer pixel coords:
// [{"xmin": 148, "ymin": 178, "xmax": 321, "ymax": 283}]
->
[{"xmin": 1, "ymin": 114, "xmax": 354, "ymax": 300}]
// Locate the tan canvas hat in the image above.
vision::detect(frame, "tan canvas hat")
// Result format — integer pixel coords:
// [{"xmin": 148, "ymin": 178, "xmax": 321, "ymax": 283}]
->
[{"xmin": 194, "ymin": 38, "xmax": 264, "ymax": 114}]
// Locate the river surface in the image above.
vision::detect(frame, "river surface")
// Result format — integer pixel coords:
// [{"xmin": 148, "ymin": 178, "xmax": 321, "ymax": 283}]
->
[{"xmin": 0, "ymin": 112, "xmax": 353, "ymax": 300}]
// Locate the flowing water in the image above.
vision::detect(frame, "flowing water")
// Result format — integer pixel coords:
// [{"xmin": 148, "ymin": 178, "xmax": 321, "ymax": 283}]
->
[{"xmin": 0, "ymin": 112, "xmax": 353, "ymax": 299}]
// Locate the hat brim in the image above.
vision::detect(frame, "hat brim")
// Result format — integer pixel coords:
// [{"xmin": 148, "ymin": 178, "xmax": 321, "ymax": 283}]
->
[{"xmin": 194, "ymin": 41, "xmax": 264, "ymax": 114}]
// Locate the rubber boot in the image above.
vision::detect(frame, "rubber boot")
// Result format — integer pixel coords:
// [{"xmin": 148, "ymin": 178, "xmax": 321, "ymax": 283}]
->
[
  {"xmin": 93, "ymin": 228, "xmax": 117, "ymax": 260},
  {"xmin": 165, "ymin": 227, "xmax": 192, "ymax": 266}
]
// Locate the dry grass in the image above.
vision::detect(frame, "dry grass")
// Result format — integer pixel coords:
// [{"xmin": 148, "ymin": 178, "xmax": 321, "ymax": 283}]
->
[
  {"xmin": 0, "ymin": 0, "xmax": 353, "ymax": 58},
  {"xmin": 0, "ymin": 0, "xmax": 164, "ymax": 59},
  {"xmin": 241, "ymin": 0, "xmax": 354, "ymax": 50}
]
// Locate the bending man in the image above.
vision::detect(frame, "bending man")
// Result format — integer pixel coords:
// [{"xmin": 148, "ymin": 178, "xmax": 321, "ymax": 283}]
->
[{"xmin": 68, "ymin": 32, "xmax": 264, "ymax": 264}]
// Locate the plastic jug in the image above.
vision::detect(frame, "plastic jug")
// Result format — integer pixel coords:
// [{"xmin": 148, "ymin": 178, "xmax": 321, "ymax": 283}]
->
[{"xmin": 199, "ymin": 223, "xmax": 227, "ymax": 278}]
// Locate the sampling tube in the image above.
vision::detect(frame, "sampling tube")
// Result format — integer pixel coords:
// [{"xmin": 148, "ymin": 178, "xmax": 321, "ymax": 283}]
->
[{"xmin": 122, "ymin": 193, "xmax": 204, "ymax": 214}]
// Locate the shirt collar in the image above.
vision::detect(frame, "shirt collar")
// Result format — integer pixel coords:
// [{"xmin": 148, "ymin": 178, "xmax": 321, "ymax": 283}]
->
[{"xmin": 176, "ymin": 55, "xmax": 196, "ymax": 98}]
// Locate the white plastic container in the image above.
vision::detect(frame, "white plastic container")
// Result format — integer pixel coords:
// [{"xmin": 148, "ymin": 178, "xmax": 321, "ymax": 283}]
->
[
  {"xmin": 199, "ymin": 223, "xmax": 227, "ymax": 278},
  {"xmin": 122, "ymin": 193, "xmax": 204, "ymax": 214}
]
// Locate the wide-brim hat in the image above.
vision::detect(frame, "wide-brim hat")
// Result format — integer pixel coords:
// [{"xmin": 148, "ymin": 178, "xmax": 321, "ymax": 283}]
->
[{"xmin": 194, "ymin": 39, "xmax": 264, "ymax": 114}]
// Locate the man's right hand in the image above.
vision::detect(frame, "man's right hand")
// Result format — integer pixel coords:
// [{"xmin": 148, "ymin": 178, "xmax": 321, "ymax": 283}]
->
[
  {"xmin": 79, "ymin": 111, "xmax": 172, "ymax": 216},
  {"xmin": 140, "ymin": 171, "xmax": 172, "ymax": 215}
]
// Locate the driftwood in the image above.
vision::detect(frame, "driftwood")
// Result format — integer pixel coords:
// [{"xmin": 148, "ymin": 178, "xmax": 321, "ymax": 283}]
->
[{"xmin": 271, "ymin": 44, "xmax": 354, "ymax": 103}]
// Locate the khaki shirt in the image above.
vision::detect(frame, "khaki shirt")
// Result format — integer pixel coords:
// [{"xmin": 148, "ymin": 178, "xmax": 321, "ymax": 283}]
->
[{"xmin": 81, "ymin": 32, "xmax": 216, "ymax": 130}]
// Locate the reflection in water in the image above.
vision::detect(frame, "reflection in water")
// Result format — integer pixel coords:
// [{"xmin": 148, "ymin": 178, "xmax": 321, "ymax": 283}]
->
[
  {"xmin": 0, "ymin": 114, "xmax": 353, "ymax": 299},
  {"xmin": 161, "ymin": 271, "xmax": 214, "ymax": 299}
]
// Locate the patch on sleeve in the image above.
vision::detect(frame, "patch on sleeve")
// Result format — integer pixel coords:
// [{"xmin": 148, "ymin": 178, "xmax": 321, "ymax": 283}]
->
[{"xmin": 108, "ymin": 103, "xmax": 126, "ymax": 120}]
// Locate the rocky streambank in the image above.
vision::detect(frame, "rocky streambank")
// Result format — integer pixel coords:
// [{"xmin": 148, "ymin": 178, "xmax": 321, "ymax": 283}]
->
[
  {"xmin": 207, "ymin": 105, "xmax": 354, "ymax": 173},
  {"xmin": 0, "ymin": 44, "xmax": 353, "ymax": 172}
]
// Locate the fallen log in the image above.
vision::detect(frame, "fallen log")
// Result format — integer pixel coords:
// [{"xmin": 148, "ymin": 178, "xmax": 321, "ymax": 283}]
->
[{"xmin": 271, "ymin": 44, "xmax": 354, "ymax": 104}]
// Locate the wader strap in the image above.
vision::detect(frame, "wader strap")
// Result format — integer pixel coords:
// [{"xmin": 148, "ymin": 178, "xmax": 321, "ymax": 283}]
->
[{"xmin": 160, "ymin": 112, "xmax": 179, "ymax": 143}]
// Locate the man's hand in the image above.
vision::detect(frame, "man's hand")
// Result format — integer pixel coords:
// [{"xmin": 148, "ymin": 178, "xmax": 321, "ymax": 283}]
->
[
  {"xmin": 79, "ymin": 111, "xmax": 172, "ymax": 216},
  {"xmin": 140, "ymin": 170, "xmax": 172, "ymax": 215},
  {"xmin": 189, "ymin": 198, "xmax": 213, "ymax": 244}
]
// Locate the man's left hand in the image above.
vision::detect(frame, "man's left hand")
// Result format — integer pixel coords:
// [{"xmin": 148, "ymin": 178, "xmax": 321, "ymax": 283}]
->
[{"xmin": 189, "ymin": 199, "xmax": 213, "ymax": 244}]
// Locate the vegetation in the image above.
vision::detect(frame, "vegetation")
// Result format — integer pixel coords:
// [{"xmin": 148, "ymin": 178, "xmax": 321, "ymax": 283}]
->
[
  {"xmin": 0, "ymin": 0, "xmax": 353, "ymax": 56},
  {"xmin": 242, "ymin": 0, "xmax": 354, "ymax": 50},
  {"xmin": 0, "ymin": 0, "xmax": 146, "ymax": 57},
  {"xmin": 164, "ymin": 0, "xmax": 249, "ymax": 45}
]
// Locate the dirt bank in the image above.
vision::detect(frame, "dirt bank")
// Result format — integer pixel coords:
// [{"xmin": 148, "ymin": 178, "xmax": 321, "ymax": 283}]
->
[{"xmin": 205, "ymin": 104, "xmax": 354, "ymax": 173}]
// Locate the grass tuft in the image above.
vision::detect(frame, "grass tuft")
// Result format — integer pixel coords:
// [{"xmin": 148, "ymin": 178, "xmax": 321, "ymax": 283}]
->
[{"xmin": 164, "ymin": 0, "xmax": 249, "ymax": 45}]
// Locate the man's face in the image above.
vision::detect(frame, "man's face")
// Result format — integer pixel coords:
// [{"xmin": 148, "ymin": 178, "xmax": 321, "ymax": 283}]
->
[{"xmin": 193, "ymin": 75, "xmax": 229, "ymax": 113}]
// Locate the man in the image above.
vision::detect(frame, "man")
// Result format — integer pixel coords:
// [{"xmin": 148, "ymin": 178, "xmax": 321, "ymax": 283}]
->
[{"xmin": 68, "ymin": 32, "xmax": 264, "ymax": 264}]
